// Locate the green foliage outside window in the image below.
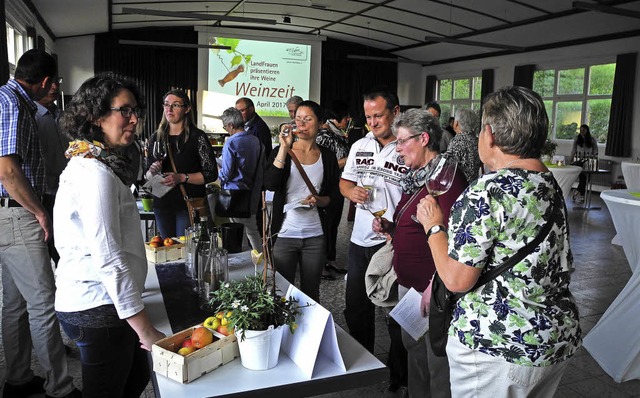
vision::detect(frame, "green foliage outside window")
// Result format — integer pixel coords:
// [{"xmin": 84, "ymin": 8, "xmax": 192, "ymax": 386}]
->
[
  {"xmin": 587, "ymin": 99, "xmax": 612, "ymax": 143},
  {"xmin": 439, "ymin": 80, "xmax": 452, "ymax": 101},
  {"xmin": 558, "ymin": 68, "xmax": 584, "ymax": 95},
  {"xmin": 589, "ymin": 64, "xmax": 616, "ymax": 95},
  {"xmin": 453, "ymin": 79, "xmax": 470, "ymax": 99}
]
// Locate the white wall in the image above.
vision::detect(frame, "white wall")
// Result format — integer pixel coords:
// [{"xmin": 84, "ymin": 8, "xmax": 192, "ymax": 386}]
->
[
  {"xmin": 56, "ymin": 36, "xmax": 95, "ymax": 95},
  {"xmin": 398, "ymin": 36, "xmax": 640, "ymax": 182}
]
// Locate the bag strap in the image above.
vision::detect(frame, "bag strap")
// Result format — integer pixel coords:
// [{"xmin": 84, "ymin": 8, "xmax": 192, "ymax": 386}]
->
[
  {"xmin": 287, "ymin": 148, "xmax": 319, "ymax": 196},
  {"xmin": 452, "ymin": 181, "xmax": 563, "ymax": 300},
  {"xmin": 166, "ymin": 140, "xmax": 190, "ymax": 201}
]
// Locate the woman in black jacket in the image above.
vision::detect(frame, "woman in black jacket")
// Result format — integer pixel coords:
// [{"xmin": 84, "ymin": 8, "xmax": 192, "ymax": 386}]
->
[{"xmin": 264, "ymin": 100, "xmax": 340, "ymax": 302}]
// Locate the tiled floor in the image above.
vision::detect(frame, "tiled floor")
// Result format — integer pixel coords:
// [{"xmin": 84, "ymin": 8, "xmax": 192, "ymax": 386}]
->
[{"xmin": 2, "ymin": 194, "xmax": 640, "ymax": 397}]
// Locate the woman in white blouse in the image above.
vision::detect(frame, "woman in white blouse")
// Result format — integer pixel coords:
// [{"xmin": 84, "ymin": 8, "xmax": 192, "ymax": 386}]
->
[{"xmin": 54, "ymin": 74, "xmax": 164, "ymax": 397}]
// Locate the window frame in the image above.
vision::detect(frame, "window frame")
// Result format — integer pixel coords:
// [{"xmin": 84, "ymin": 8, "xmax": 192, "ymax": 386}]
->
[
  {"xmin": 534, "ymin": 61, "xmax": 615, "ymax": 144},
  {"xmin": 435, "ymin": 75, "xmax": 482, "ymax": 126}
]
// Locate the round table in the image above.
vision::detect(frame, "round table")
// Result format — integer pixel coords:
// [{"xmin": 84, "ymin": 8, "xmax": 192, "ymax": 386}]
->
[
  {"xmin": 621, "ymin": 161, "xmax": 640, "ymax": 191},
  {"xmin": 548, "ymin": 165, "xmax": 582, "ymax": 198},
  {"xmin": 583, "ymin": 190, "xmax": 640, "ymax": 382}
]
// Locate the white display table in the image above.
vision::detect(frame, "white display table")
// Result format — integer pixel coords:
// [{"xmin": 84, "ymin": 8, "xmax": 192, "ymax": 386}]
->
[
  {"xmin": 621, "ymin": 161, "xmax": 640, "ymax": 192},
  {"xmin": 143, "ymin": 255, "xmax": 386, "ymax": 397},
  {"xmin": 583, "ymin": 190, "xmax": 640, "ymax": 382},
  {"xmin": 548, "ymin": 165, "xmax": 582, "ymax": 198}
]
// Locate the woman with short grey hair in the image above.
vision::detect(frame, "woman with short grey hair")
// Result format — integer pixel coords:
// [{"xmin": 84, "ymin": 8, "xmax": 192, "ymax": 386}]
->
[
  {"xmin": 417, "ymin": 86, "xmax": 581, "ymax": 397},
  {"xmin": 374, "ymin": 108, "xmax": 468, "ymax": 398},
  {"xmin": 445, "ymin": 108, "xmax": 482, "ymax": 184},
  {"xmin": 218, "ymin": 107, "xmax": 264, "ymax": 252}
]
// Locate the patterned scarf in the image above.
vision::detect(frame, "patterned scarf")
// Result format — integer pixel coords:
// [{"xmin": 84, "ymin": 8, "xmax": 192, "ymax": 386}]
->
[
  {"xmin": 400, "ymin": 156, "xmax": 441, "ymax": 194},
  {"xmin": 65, "ymin": 140, "xmax": 134, "ymax": 185}
]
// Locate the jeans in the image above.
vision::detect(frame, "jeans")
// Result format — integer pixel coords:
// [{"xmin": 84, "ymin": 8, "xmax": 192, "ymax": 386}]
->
[
  {"xmin": 273, "ymin": 236, "xmax": 325, "ymax": 302},
  {"xmin": 230, "ymin": 214, "xmax": 262, "ymax": 252},
  {"xmin": 446, "ymin": 337, "xmax": 568, "ymax": 398},
  {"xmin": 344, "ymin": 242, "xmax": 384, "ymax": 353},
  {"xmin": 398, "ymin": 285, "xmax": 451, "ymax": 398},
  {"xmin": 59, "ymin": 319, "xmax": 150, "ymax": 398},
  {"xmin": 0, "ymin": 208, "xmax": 74, "ymax": 396},
  {"xmin": 154, "ymin": 203, "xmax": 190, "ymax": 238}
]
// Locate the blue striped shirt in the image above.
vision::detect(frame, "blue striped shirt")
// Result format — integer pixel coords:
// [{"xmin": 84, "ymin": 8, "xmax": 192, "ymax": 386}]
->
[{"xmin": 0, "ymin": 79, "xmax": 46, "ymax": 197}]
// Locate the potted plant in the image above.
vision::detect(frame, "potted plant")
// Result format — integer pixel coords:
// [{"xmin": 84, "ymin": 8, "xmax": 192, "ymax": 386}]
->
[
  {"xmin": 209, "ymin": 192, "xmax": 306, "ymax": 370},
  {"xmin": 541, "ymin": 139, "xmax": 557, "ymax": 163}
]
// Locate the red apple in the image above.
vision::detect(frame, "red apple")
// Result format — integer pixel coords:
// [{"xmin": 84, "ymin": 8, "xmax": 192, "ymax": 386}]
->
[{"xmin": 182, "ymin": 337, "xmax": 193, "ymax": 348}]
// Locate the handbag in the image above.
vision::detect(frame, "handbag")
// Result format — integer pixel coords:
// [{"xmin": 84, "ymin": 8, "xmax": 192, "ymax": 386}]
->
[
  {"xmin": 167, "ymin": 142, "xmax": 210, "ymax": 226},
  {"xmin": 429, "ymin": 206, "xmax": 559, "ymax": 357},
  {"xmin": 364, "ymin": 187, "xmax": 425, "ymax": 307},
  {"xmin": 215, "ymin": 189, "xmax": 252, "ymax": 218}
]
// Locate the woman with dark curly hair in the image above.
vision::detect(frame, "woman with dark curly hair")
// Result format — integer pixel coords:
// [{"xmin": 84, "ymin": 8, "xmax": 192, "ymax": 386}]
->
[
  {"xmin": 146, "ymin": 89, "xmax": 217, "ymax": 237},
  {"xmin": 54, "ymin": 73, "xmax": 165, "ymax": 397},
  {"xmin": 570, "ymin": 124, "xmax": 598, "ymax": 203}
]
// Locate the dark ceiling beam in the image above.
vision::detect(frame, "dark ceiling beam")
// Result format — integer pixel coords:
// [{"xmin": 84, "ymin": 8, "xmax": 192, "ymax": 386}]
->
[
  {"xmin": 121, "ymin": 7, "xmax": 277, "ymax": 25},
  {"xmin": 21, "ymin": 0, "xmax": 57, "ymax": 40},
  {"xmin": 573, "ymin": 1, "xmax": 640, "ymax": 19},
  {"xmin": 311, "ymin": 0, "xmax": 396, "ymax": 35},
  {"xmin": 426, "ymin": 28, "xmax": 640, "ymax": 66},
  {"xmin": 428, "ymin": 0, "xmax": 511, "ymax": 24},
  {"xmin": 505, "ymin": 0, "xmax": 553, "ymax": 15},
  {"xmin": 384, "ymin": 4, "xmax": 476, "ymax": 32},
  {"xmin": 424, "ymin": 36, "xmax": 526, "ymax": 51}
]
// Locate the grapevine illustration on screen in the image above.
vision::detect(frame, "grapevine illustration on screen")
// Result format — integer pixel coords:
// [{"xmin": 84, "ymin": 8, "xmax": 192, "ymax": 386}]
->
[{"xmin": 212, "ymin": 37, "xmax": 253, "ymax": 87}]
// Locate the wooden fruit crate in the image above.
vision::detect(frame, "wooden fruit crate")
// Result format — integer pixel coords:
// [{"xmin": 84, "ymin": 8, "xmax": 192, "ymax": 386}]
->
[
  {"xmin": 152, "ymin": 325, "xmax": 239, "ymax": 384},
  {"xmin": 145, "ymin": 241, "xmax": 185, "ymax": 263}
]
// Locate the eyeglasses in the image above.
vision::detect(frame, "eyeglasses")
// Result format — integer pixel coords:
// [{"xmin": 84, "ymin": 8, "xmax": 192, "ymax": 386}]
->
[
  {"xmin": 295, "ymin": 117, "xmax": 316, "ymax": 124},
  {"xmin": 162, "ymin": 103, "xmax": 186, "ymax": 110},
  {"xmin": 110, "ymin": 106, "xmax": 143, "ymax": 118},
  {"xmin": 396, "ymin": 133, "xmax": 423, "ymax": 146}
]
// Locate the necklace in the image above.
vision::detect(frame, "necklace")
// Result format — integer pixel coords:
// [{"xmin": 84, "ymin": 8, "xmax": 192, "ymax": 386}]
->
[{"xmin": 502, "ymin": 158, "xmax": 523, "ymax": 169}]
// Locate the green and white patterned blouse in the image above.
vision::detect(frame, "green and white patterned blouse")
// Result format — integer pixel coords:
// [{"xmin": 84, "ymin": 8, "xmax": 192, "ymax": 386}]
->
[{"xmin": 448, "ymin": 168, "xmax": 582, "ymax": 366}]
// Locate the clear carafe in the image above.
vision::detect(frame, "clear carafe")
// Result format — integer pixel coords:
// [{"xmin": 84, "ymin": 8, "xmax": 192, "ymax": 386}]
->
[{"xmin": 199, "ymin": 247, "xmax": 228, "ymax": 310}]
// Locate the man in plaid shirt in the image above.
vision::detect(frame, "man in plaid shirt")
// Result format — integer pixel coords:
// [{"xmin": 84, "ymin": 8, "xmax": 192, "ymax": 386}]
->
[{"xmin": 0, "ymin": 49, "xmax": 79, "ymax": 398}]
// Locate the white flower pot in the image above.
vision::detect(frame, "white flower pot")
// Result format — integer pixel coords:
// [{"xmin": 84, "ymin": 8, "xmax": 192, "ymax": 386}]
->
[{"xmin": 235, "ymin": 325, "xmax": 284, "ymax": 370}]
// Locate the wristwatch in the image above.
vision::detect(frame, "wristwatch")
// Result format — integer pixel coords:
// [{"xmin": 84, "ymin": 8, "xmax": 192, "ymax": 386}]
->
[
  {"xmin": 426, "ymin": 225, "xmax": 447, "ymax": 240},
  {"xmin": 183, "ymin": 173, "xmax": 190, "ymax": 184}
]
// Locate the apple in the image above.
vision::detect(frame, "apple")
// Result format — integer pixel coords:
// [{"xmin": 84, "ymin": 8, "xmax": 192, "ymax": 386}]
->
[
  {"xmin": 203, "ymin": 316, "xmax": 220, "ymax": 331},
  {"xmin": 217, "ymin": 325, "xmax": 232, "ymax": 336},
  {"xmin": 177, "ymin": 346, "xmax": 195, "ymax": 356},
  {"xmin": 182, "ymin": 338, "xmax": 193, "ymax": 348},
  {"xmin": 150, "ymin": 235, "xmax": 163, "ymax": 245},
  {"xmin": 163, "ymin": 237, "xmax": 175, "ymax": 246},
  {"xmin": 191, "ymin": 327, "xmax": 213, "ymax": 348}
]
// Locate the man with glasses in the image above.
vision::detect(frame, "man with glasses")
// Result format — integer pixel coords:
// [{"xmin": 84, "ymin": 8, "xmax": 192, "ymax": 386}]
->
[
  {"xmin": 0, "ymin": 50, "xmax": 80, "ymax": 397},
  {"xmin": 35, "ymin": 76, "xmax": 68, "ymax": 266},
  {"xmin": 339, "ymin": 87, "xmax": 407, "ymax": 395},
  {"xmin": 235, "ymin": 97, "xmax": 272, "ymax": 155}
]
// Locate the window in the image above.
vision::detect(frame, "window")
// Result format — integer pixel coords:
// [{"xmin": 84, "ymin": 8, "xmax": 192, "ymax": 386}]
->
[
  {"xmin": 436, "ymin": 76, "xmax": 482, "ymax": 125},
  {"xmin": 6, "ymin": 22, "xmax": 34, "ymax": 76},
  {"xmin": 533, "ymin": 63, "xmax": 616, "ymax": 143}
]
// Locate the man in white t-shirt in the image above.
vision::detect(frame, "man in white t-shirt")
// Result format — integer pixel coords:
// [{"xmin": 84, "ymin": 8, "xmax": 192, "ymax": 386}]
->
[{"xmin": 340, "ymin": 88, "xmax": 406, "ymax": 357}]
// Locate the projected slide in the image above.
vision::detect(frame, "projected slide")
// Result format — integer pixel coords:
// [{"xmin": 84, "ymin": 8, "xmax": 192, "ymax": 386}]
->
[{"xmin": 206, "ymin": 36, "xmax": 311, "ymax": 118}]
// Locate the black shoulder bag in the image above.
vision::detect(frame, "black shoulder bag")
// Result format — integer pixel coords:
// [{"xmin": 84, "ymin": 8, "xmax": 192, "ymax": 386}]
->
[{"xmin": 429, "ymin": 202, "xmax": 560, "ymax": 357}]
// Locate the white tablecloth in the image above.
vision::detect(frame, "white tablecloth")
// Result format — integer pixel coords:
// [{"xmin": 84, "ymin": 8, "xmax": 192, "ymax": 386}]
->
[
  {"xmin": 621, "ymin": 161, "xmax": 640, "ymax": 192},
  {"xmin": 549, "ymin": 165, "xmax": 581, "ymax": 198},
  {"xmin": 583, "ymin": 190, "xmax": 640, "ymax": 382}
]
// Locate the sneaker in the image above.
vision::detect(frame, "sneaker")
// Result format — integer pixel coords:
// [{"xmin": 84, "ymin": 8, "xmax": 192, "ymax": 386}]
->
[
  {"xmin": 46, "ymin": 387, "xmax": 82, "ymax": 398},
  {"xmin": 321, "ymin": 269, "xmax": 336, "ymax": 280},
  {"xmin": 575, "ymin": 194, "xmax": 584, "ymax": 204},
  {"xmin": 3, "ymin": 376, "xmax": 45, "ymax": 398},
  {"xmin": 325, "ymin": 262, "xmax": 347, "ymax": 275}
]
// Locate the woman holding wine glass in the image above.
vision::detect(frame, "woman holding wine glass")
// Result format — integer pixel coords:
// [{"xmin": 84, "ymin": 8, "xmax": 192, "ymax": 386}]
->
[
  {"xmin": 416, "ymin": 87, "xmax": 581, "ymax": 397},
  {"xmin": 372, "ymin": 108, "xmax": 467, "ymax": 398},
  {"xmin": 263, "ymin": 100, "xmax": 341, "ymax": 302},
  {"xmin": 146, "ymin": 89, "xmax": 217, "ymax": 238}
]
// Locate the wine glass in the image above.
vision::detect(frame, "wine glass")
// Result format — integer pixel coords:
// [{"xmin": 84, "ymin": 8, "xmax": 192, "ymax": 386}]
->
[
  {"xmin": 366, "ymin": 185, "xmax": 388, "ymax": 241},
  {"xmin": 411, "ymin": 155, "xmax": 458, "ymax": 223},
  {"xmin": 153, "ymin": 140, "xmax": 167, "ymax": 161},
  {"xmin": 357, "ymin": 171, "xmax": 376, "ymax": 209}
]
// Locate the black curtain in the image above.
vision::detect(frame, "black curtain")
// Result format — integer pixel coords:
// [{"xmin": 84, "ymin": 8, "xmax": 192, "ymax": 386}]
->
[
  {"xmin": 513, "ymin": 64, "xmax": 535, "ymax": 89},
  {"xmin": 320, "ymin": 38, "xmax": 397, "ymax": 126},
  {"xmin": 0, "ymin": 0, "xmax": 9, "ymax": 83},
  {"xmin": 425, "ymin": 75, "xmax": 437, "ymax": 104},
  {"xmin": 481, "ymin": 69, "xmax": 494, "ymax": 103},
  {"xmin": 605, "ymin": 53, "xmax": 637, "ymax": 157},
  {"xmin": 94, "ymin": 27, "xmax": 198, "ymax": 141}
]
